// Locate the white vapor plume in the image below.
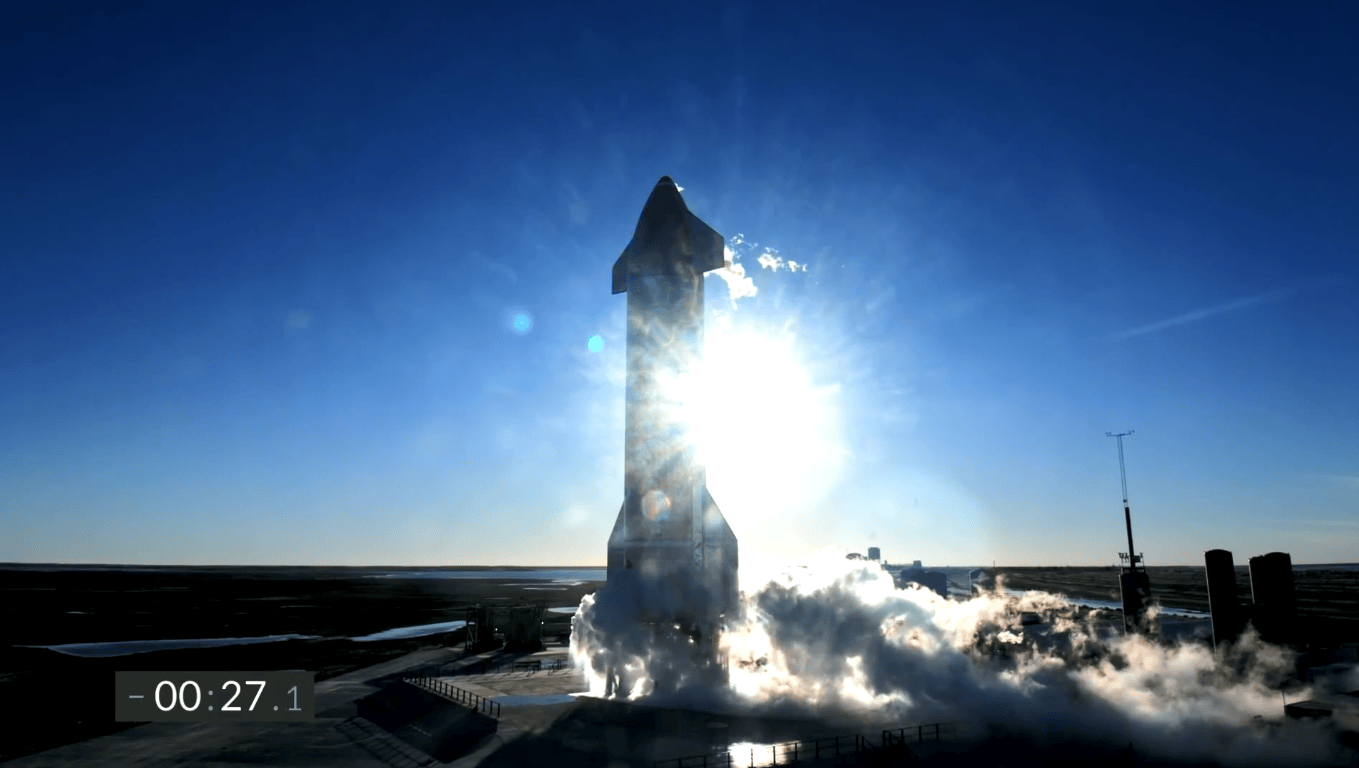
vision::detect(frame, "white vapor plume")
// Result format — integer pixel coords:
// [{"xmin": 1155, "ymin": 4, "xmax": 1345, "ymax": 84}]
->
[
  {"xmin": 711, "ymin": 244, "xmax": 758, "ymax": 306},
  {"xmin": 756, "ymin": 250, "xmax": 807, "ymax": 272},
  {"xmin": 572, "ymin": 551, "xmax": 1351, "ymax": 767},
  {"xmin": 709, "ymin": 234, "xmax": 810, "ymax": 307}
]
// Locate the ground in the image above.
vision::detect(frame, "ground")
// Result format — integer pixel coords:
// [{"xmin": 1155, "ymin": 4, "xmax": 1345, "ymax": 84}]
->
[
  {"xmin": 3, "ymin": 565, "xmax": 1356, "ymax": 766},
  {"xmin": 0, "ymin": 567, "xmax": 596, "ymax": 763}
]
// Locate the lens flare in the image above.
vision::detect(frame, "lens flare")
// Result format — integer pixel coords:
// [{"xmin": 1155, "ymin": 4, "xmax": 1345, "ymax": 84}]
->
[
  {"xmin": 642, "ymin": 490, "xmax": 671, "ymax": 521},
  {"xmin": 506, "ymin": 309, "xmax": 533, "ymax": 335}
]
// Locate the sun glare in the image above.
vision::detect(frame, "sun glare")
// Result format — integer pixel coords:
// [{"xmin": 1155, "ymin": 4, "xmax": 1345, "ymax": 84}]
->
[{"xmin": 681, "ymin": 324, "xmax": 848, "ymax": 526}]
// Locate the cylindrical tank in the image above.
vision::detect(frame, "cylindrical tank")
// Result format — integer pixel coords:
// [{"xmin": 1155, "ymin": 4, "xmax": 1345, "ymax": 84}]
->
[
  {"xmin": 898, "ymin": 564, "xmax": 923, "ymax": 591},
  {"xmin": 1250, "ymin": 552, "xmax": 1296, "ymax": 612},
  {"xmin": 868, "ymin": 547, "xmax": 881, "ymax": 562},
  {"xmin": 1249, "ymin": 552, "xmax": 1296, "ymax": 644},
  {"xmin": 1204, "ymin": 549, "xmax": 1243, "ymax": 650},
  {"xmin": 922, "ymin": 571, "xmax": 949, "ymax": 598},
  {"xmin": 1119, "ymin": 571, "xmax": 1151, "ymax": 634},
  {"xmin": 900, "ymin": 569, "xmax": 948, "ymax": 598}
]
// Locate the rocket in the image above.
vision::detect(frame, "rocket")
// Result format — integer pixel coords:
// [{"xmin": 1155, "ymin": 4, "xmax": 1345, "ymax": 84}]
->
[{"xmin": 606, "ymin": 176, "xmax": 738, "ymax": 637}]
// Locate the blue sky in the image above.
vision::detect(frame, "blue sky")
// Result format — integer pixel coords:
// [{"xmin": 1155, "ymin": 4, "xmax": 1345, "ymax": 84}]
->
[{"xmin": 3, "ymin": 2, "xmax": 1355, "ymax": 567}]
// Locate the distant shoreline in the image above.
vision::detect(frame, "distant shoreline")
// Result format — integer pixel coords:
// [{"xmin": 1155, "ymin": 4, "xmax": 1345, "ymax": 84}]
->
[
  {"xmin": 4, "ymin": 562, "xmax": 1356, "ymax": 570},
  {"xmin": 0, "ymin": 563, "xmax": 608, "ymax": 571}
]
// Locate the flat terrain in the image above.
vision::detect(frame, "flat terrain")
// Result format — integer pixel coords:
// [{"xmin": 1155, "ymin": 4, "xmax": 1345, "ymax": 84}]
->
[
  {"xmin": 0, "ymin": 566, "xmax": 603, "ymax": 763},
  {"xmin": 5, "ymin": 565, "xmax": 1357, "ymax": 765},
  {"xmin": 991, "ymin": 565, "xmax": 1359, "ymax": 643}
]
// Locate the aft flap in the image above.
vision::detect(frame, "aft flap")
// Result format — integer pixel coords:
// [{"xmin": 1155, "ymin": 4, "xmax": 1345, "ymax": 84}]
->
[
  {"xmin": 687, "ymin": 212, "xmax": 725, "ymax": 274},
  {"xmin": 612, "ymin": 243, "xmax": 631, "ymax": 294}
]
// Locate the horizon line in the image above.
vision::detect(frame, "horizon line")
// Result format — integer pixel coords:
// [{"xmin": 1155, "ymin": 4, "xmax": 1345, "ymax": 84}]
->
[{"xmin": 3, "ymin": 561, "xmax": 1357, "ymax": 569}]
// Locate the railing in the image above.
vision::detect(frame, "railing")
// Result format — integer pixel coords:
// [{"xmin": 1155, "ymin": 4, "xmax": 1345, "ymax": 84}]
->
[
  {"xmin": 655, "ymin": 722, "xmax": 950, "ymax": 768},
  {"xmin": 657, "ymin": 735, "xmax": 873, "ymax": 768},
  {"xmin": 882, "ymin": 721, "xmax": 953, "ymax": 746},
  {"xmin": 657, "ymin": 753, "xmax": 733, "ymax": 768},
  {"xmin": 401, "ymin": 674, "xmax": 501, "ymax": 718},
  {"xmin": 440, "ymin": 657, "xmax": 569, "ymax": 676}
]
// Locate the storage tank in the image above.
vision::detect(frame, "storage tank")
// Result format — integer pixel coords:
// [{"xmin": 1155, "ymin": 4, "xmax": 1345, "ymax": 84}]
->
[
  {"xmin": 900, "ymin": 569, "xmax": 948, "ymax": 598},
  {"xmin": 867, "ymin": 547, "xmax": 881, "ymax": 562},
  {"xmin": 1119, "ymin": 570, "xmax": 1151, "ymax": 633},
  {"xmin": 920, "ymin": 571, "xmax": 949, "ymax": 598},
  {"xmin": 1204, "ymin": 549, "xmax": 1244, "ymax": 650},
  {"xmin": 1249, "ymin": 552, "xmax": 1296, "ymax": 645}
]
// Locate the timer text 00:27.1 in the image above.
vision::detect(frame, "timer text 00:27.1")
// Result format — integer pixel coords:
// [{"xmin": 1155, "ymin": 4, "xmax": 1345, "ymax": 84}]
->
[{"xmin": 115, "ymin": 671, "xmax": 314, "ymax": 722}]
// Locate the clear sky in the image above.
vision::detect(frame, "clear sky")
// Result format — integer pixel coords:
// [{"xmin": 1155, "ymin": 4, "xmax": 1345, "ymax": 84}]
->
[{"xmin": 3, "ymin": 3, "xmax": 1355, "ymax": 567}]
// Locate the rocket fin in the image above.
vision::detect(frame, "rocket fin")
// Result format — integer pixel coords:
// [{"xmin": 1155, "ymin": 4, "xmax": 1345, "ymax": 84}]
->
[
  {"xmin": 687, "ymin": 211, "xmax": 725, "ymax": 274},
  {"xmin": 702, "ymin": 488, "xmax": 735, "ymax": 546},
  {"xmin": 607, "ymin": 500, "xmax": 626, "ymax": 571},
  {"xmin": 701, "ymin": 487, "xmax": 739, "ymax": 618},
  {"xmin": 611, "ymin": 244, "xmax": 631, "ymax": 295}
]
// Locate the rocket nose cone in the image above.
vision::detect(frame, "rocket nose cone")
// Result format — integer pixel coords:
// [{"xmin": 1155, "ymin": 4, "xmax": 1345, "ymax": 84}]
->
[{"xmin": 639, "ymin": 178, "xmax": 689, "ymax": 225}]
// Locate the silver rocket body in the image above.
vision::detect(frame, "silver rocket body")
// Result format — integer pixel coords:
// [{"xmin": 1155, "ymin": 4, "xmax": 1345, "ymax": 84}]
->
[{"xmin": 606, "ymin": 176, "xmax": 738, "ymax": 636}]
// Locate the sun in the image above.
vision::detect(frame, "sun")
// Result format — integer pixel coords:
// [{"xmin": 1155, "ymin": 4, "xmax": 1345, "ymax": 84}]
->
[{"xmin": 678, "ymin": 322, "xmax": 848, "ymax": 526}]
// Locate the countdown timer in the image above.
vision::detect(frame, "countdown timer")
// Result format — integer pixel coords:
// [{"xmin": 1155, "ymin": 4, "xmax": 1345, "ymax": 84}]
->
[{"xmin": 115, "ymin": 671, "xmax": 314, "ymax": 722}]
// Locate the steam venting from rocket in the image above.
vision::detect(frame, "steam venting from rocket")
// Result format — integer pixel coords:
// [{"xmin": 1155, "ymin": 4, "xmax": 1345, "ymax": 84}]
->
[
  {"xmin": 572, "ymin": 550, "xmax": 1355, "ymax": 767},
  {"xmin": 709, "ymin": 233, "xmax": 805, "ymax": 307}
]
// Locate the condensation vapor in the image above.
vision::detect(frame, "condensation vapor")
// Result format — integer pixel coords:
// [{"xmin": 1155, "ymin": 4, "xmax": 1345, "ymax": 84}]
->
[{"xmin": 571, "ymin": 550, "xmax": 1352, "ymax": 767}]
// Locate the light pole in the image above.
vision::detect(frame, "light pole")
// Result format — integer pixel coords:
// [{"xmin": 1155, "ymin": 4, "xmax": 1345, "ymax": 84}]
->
[
  {"xmin": 1107, "ymin": 430, "xmax": 1151, "ymax": 633},
  {"xmin": 1106, "ymin": 431, "xmax": 1138, "ymax": 572}
]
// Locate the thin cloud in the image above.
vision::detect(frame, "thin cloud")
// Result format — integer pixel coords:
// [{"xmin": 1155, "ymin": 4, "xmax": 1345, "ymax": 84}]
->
[
  {"xmin": 1308, "ymin": 519, "xmax": 1359, "ymax": 528},
  {"xmin": 1109, "ymin": 287, "xmax": 1296, "ymax": 341},
  {"xmin": 483, "ymin": 260, "xmax": 518, "ymax": 283},
  {"xmin": 1321, "ymin": 474, "xmax": 1359, "ymax": 489},
  {"xmin": 757, "ymin": 249, "xmax": 808, "ymax": 272}
]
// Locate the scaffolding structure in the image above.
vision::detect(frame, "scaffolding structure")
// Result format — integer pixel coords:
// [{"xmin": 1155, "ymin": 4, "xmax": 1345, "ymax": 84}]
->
[{"xmin": 463, "ymin": 603, "xmax": 545, "ymax": 653}]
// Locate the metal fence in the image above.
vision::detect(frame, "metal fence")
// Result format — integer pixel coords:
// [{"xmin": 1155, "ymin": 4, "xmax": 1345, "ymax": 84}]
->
[
  {"xmin": 401, "ymin": 674, "xmax": 501, "ymax": 718},
  {"xmin": 437, "ymin": 657, "xmax": 569, "ymax": 676},
  {"xmin": 733, "ymin": 734, "xmax": 882, "ymax": 767},
  {"xmin": 882, "ymin": 721, "xmax": 953, "ymax": 746},
  {"xmin": 656, "ymin": 753, "xmax": 734, "ymax": 768},
  {"xmin": 656, "ymin": 722, "xmax": 950, "ymax": 768}
]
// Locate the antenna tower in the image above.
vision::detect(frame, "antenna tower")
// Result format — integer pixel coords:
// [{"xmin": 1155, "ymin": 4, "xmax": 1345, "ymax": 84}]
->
[{"xmin": 1106, "ymin": 431, "xmax": 1140, "ymax": 572}]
